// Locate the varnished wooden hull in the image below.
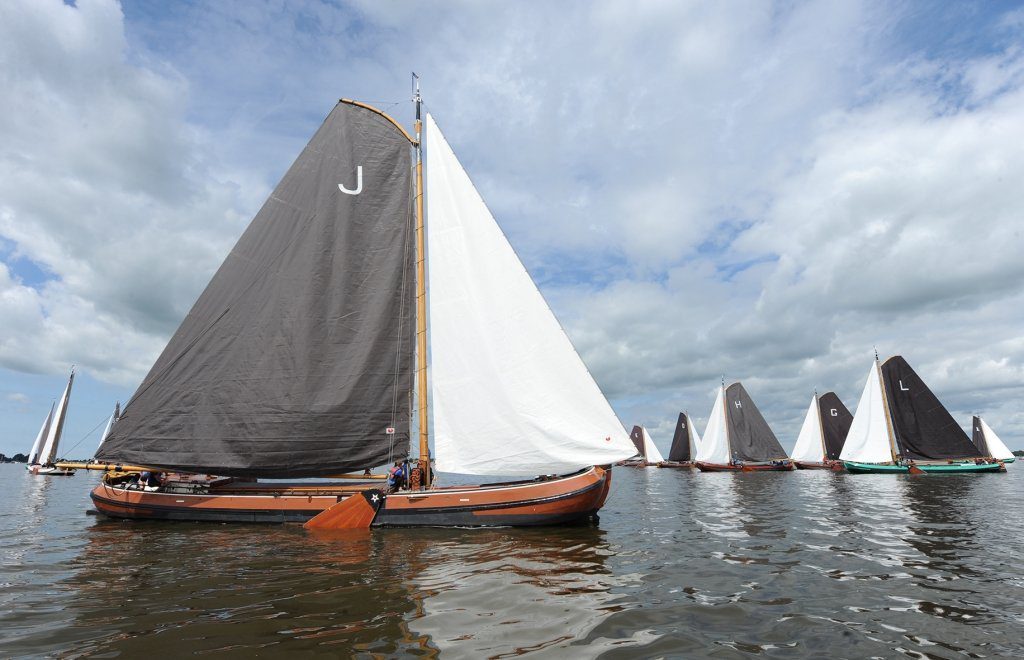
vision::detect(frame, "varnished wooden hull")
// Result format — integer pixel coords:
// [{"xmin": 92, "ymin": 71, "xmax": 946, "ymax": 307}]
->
[
  {"xmin": 695, "ymin": 461, "xmax": 795, "ymax": 472},
  {"xmin": 657, "ymin": 461, "xmax": 693, "ymax": 469},
  {"xmin": 794, "ymin": 460, "xmax": 843, "ymax": 471},
  {"xmin": 90, "ymin": 467, "xmax": 612, "ymax": 527}
]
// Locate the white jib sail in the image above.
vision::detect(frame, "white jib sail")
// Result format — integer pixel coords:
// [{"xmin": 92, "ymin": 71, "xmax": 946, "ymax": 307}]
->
[
  {"xmin": 641, "ymin": 427, "xmax": 665, "ymax": 463},
  {"xmin": 38, "ymin": 374, "xmax": 73, "ymax": 466},
  {"xmin": 839, "ymin": 362, "xmax": 894, "ymax": 464},
  {"xmin": 790, "ymin": 396, "xmax": 825, "ymax": 462},
  {"xmin": 695, "ymin": 386, "xmax": 730, "ymax": 464},
  {"xmin": 95, "ymin": 414, "xmax": 115, "ymax": 457},
  {"xmin": 686, "ymin": 412, "xmax": 702, "ymax": 459},
  {"xmin": 980, "ymin": 418, "xmax": 1014, "ymax": 460},
  {"xmin": 27, "ymin": 402, "xmax": 56, "ymax": 466},
  {"xmin": 424, "ymin": 114, "xmax": 635, "ymax": 475}
]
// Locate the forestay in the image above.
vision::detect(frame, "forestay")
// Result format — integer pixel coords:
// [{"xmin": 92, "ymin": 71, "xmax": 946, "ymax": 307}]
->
[
  {"xmin": 424, "ymin": 114, "xmax": 634, "ymax": 475},
  {"xmin": 790, "ymin": 396, "xmax": 824, "ymax": 463},
  {"xmin": 98, "ymin": 102, "xmax": 416, "ymax": 477},
  {"xmin": 695, "ymin": 386, "xmax": 730, "ymax": 464},
  {"xmin": 840, "ymin": 362, "xmax": 894, "ymax": 464}
]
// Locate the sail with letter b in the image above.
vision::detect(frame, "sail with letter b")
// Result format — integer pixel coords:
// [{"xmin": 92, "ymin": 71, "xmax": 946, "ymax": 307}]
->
[
  {"xmin": 424, "ymin": 114, "xmax": 634, "ymax": 476},
  {"xmin": 97, "ymin": 102, "xmax": 416, "ymax": 477},
  {"xmin": 668, "ymin": 412, "xmax": 699, "ymax": 462}
]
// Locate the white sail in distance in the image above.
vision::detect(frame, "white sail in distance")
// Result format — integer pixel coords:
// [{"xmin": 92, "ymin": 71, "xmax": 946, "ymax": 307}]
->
[
  {"xmin": 96, "ymin": 414, "xmax": 115, "ymax": 456},
  {"xmin": 790, "ymin": 395, "xmax": 824, "ymax": 462},
  {"xmin": 980, "ymin": 418, "xmax": 1014, "ymax": 461},
  {"xmin": 38, "ymin": 372, "xmax": 74, "ymax": 466},
  {"xmin": 695, "ymin": 386, "xmax": 730, "ymax": 464},
  {"xmin": 27, "ymin": 402, "xmax": 55, "ymax": 466},
  {"xmin": 686, "ymin": 412, "xmax": 702, "ymax": 458},
  {"xmin": 641, "ymin": 427, "xmax": 665, "ymax": 463},
  {"xmin": 424, "ymin": 114, "xmax": 635, "ymax": 475},
  {"xmin": 839, "ymin": 362, "xmax": 894, "ymax": 464}
]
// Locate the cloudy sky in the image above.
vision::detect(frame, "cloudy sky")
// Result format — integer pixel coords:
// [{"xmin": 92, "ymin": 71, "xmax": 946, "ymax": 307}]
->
[{"xmin": 1, "ymin": 0, "xmax": 1022, "ymax": 459}]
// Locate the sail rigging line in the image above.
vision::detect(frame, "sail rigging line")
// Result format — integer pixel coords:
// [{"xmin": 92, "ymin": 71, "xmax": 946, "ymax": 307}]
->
[
  {"xmin": 117, "ymin": 212, "xmax": 322, "ymax": 418},
  {"xmin": 56, "ymin": 414, "xmax": 111, "ymax": 462}
]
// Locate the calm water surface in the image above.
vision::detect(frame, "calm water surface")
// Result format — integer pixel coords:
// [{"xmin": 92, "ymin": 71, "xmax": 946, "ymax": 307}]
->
[{"xmin": 1, "ymin": 465, "xmax": 1022, "ymax": 658}]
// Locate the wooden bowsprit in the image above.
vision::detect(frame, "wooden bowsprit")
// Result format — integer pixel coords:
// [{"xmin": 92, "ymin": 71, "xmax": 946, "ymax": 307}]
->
[{"xmin": 304, "ymin": 489, "xmax": 384, "ymax": 530}]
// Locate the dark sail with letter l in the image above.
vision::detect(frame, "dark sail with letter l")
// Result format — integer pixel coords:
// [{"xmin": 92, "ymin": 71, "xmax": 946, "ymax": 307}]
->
[
  {"xmin": 97, "ymin": 101, "xmax": 416, "ymax": 477},
  {"xmin": 725, "ymin": 383, "xmax": 788, "ymax": 462},
  {"xmin": 817, "ymin": 392, "xmax": 853, "ymax": 460},
  {"xmin": 880, "ymin": 356, "xmax": 981, "ymax": 461},
  {"xmin": 667, "ymin": 413, "xmax": 692, "ymax": 462},
  {"xmin": 972, "ymin": 415, "xmax": 990, "ymax": 456}
]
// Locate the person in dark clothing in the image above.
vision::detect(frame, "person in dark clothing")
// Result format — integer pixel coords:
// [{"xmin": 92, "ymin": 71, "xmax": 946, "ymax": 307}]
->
[{"xmin": 386, "ymin": 461, "xmax": 407, "ymax": 492}]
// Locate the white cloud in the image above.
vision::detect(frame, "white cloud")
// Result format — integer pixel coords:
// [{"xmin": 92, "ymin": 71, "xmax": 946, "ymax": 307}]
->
[{"xmin": 1, "ymin": 0, "xmax": 1022, "ymax": 455}]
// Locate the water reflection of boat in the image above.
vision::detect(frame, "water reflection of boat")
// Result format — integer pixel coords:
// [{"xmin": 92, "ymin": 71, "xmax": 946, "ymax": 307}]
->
[{"xmin": 406, "ymin": 528, "xmax": 620, "ymax": 657}]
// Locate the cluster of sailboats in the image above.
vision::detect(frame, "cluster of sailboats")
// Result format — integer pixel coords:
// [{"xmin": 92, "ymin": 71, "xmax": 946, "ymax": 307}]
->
[
  {"xmin": 623, "ymin": 356, "xmax": 1015, "ymax": 474},
  {"xmin": 19, "ymin": 91, "xmax": 1016, "ymax": 531}
]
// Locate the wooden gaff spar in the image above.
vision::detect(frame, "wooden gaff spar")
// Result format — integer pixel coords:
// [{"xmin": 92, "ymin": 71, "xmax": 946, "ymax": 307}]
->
[
  {"xmin": 87, "ymin": 87, "xmax": 635, "ymax": 527},
  {"xmin": 840, "ymin": 355, "xmax": 1005, "ymax": 474}
]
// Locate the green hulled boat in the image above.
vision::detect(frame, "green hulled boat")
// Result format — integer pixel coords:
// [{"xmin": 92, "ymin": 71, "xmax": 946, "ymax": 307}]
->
[
  {"xmin": 838, "ymin": 355, "xmax": 1005, "ymax": 475},
  {"xmin": 843, "ymin": 460, "xmax": 1004, "ymax": 474}
]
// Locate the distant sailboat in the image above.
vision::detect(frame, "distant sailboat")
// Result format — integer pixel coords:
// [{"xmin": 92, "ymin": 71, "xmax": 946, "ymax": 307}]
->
[
  {"xmin": 85, "ymin": 91, "xmax": 635, "ymax": 526},
  {"xmin": 841, "ymin": 355, "xmax": 1004, "ymax": 474},
  {"xmin": 790, "ymin": 392, "xmax": 852, "ymax": 470},
  {"xmin": 27, "ymin": 370, "xmax": 76, "ymax": 476},
  {"xmin": 661, "ymin": 412, "xmax": 700, "ymax": 468},
  {"xmin": 623, "ymin": 425, "xmax": 665, "ymax": 466},
  {"xmin": 972, "ymin": 416, "xmax": 1015, "ymax": 464},
  {"xmin": 694, "ymin": 382, "xmax": 794, "ymax": 472}
]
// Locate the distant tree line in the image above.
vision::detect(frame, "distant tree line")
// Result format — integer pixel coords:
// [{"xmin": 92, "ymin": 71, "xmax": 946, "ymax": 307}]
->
[{"xmin": 0, "ymin": 453, "xmax": 28, "ymax": 463}]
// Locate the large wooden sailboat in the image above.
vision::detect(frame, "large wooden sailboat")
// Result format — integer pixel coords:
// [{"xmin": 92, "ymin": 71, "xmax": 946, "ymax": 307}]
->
[
  {"xmin": 26, "ymin": 370, "xmax": 76, "ymax": 476},
  {"xmin": 841, "ymin": 355, "xmax": 1005, "ymax": 474},
  {"xmin": 620, "ymin": 425, "xmax": 665, "ymax": 467},
  {"xmin": 82, "ymin": 91, "xmax": 636, "ymax": 526},
  {"xmin": 972, "ymin": 416, "xmax": 1015, "ymax": 464},
  {"xmin": 660, "ymin": 412, "xmax": 700, "ymax": 468},
  {"xmin": 789, "ymin": 392, "xmax": 852, "ymax": 470},
  {"xmin": 694, "ymin": 382, "xmax": 794, "ymax": 472}
]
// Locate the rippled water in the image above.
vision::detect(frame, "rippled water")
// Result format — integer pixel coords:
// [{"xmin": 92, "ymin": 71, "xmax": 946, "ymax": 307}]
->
[{"xmin": 2, "ymin": 465, "xmax": 1023, "ymax": 658}]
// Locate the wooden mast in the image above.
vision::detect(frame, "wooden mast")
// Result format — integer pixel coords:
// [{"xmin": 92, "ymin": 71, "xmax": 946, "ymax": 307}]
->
[
  {"xmin": 875, "ymin": 354, "xmax": 900, "ymax": 464},
  {"xmin": 814, "ymin": 391, "xmax": 828, "ymax": 462},
  {"xmin": 413, "ymin": 77, "xmax": 431, "ymax": 488}
]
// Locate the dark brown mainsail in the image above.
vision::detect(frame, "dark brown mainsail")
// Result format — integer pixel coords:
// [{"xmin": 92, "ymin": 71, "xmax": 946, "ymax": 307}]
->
[
  {"xmin": 817, "ymin": 392, "xmax": 853, "ymax": 461},
  {"xmin": 972, "ymin": 415, "xmax": 990, "ymax": 456},
  {"xmin": 667, "ymin": 413, "xmax": 692, "ymax": 462},
  {"xmin": 97, "ymin": 102, "xmax": 416, "ymax": 477},
  {"xmin": 725, "ymin": 383, "xmax": 788, "ymax": 462},
  {"xmin": 880, "ymin": 356, "xmax": 981, "ymax": 461}
]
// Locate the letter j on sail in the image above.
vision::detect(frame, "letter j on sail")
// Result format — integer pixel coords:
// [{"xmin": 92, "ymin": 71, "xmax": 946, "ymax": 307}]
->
[{"xmin": 339, "ymin": 166, "xmax": 363, "ymax": 195}]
